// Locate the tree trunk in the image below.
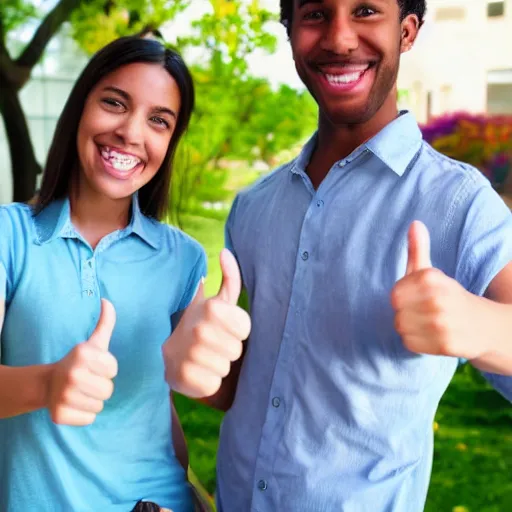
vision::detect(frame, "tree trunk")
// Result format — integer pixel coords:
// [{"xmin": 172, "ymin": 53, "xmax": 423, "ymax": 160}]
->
[
  {"xmin": 0, "ymin": 0, "xmax": 82, "ymax": 203},
  {"xmin": 0, "ymin": 84, "xmax": 41, "ymax": 202}
]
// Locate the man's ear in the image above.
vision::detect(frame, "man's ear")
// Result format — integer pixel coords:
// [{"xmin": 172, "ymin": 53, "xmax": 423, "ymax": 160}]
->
[{"xmin": 400, "ymin": 14, "xmax": 420, "ymax": 54}]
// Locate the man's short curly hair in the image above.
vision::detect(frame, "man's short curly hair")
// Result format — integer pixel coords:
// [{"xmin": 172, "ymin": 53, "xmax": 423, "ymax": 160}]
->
[{"xmin": 280, "ymin": 0, "xmax": 427, "ymax": 35}]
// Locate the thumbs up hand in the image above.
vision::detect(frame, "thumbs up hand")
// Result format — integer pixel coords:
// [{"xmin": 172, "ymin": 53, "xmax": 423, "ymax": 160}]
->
[
  {"xmin": 163, "ymin": 249, "xmax": 251, "ymax": 398},
  {"xmin": 48, "ymin": 299, "xmax": 118, "ymax": 426},
  {"xmin": 391, "ymin": 221, "xmax": 484, "ymax": 360}
]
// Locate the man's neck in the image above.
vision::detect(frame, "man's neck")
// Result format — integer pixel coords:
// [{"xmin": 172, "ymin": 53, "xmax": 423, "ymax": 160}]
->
[{"xmin": 307, "ymin": 98, "xmax": 399, "ymax": 189}]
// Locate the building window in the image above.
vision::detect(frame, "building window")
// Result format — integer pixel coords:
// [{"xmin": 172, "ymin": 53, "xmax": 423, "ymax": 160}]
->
[
  {"xmin": 488, "ymin": 1, "xmax": 505, "ymax": 17},
  {"xmin": 435, "ymin": 7, "xmax": 466, "ymax": 21}
]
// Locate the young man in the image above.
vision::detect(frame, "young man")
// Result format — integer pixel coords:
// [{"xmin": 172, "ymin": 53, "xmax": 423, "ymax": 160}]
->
[{"xmin": 163, "ymin": 0, "xmax": 512, "ymax": 510}]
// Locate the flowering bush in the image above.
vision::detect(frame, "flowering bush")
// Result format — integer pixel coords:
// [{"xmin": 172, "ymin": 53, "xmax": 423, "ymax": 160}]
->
[{"xmin": 420, "ymin": 113, "xmax": 512, "ymax": 191}]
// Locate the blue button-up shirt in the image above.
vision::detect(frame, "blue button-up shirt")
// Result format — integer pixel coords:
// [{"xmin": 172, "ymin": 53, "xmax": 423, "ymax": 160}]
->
[
  {"xmin": 0, "ymin": 196, "xmax": 206, "ymax": 512},
  {"xmin": 217, "ymin": 112, "xmax": 512, "ymax": 512}
]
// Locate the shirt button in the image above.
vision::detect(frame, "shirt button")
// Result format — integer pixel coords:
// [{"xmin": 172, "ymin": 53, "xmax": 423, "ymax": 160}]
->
[
  {"xmin": 272, "ymin": 397, "xmax": 281, "ymax": 408},
  {"xmin": 258, "ymin": 479, "xmax": 267, "ymax": 491},
  {"xmin": 301, "ymin": 251, "xmax": 309, "ymax": 261},
  {"xmin": 316, "ymin": 200, "xmax": 324, "ymax": 207},
  {"xmin": 86, "ymin": 290, "xmax": 94, "ymax": 296},
  {"xmin": 88, "ymin": 260, "xmax": 93, "ymax": 268},
  {"xmin": 339, "ymin": 160, "xmax": 346, "ymax": 167}
]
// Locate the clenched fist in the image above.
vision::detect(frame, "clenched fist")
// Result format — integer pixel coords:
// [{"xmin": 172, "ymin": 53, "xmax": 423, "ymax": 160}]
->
[
  {"xmin": 163, "ymin": 249, "xmax": 251, "ymax": 398},
  {"xmin": 48, "ymin": 299, "xmax": 118, "ymax": 426},
  {"xmin": 391, "ymin": 221, "xmax": 487, "ymax": 361}
]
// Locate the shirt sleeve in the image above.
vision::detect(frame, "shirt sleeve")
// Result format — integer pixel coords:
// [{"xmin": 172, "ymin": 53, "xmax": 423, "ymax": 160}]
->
[
  {"xmin": 177, "ymin": 244, "xmax": 208, "ymax": 312},
  {"xmin": 450, "ymin": 179, "xmax": 512, "ymax": 401},
  {"xmin": 0, "ymin": 206, "xmax": 14, "ymax": 305},
  {"xmin": 224, "ymin": 195, "xmax": 240, "ymax": 258},
  {"xmin": 0, "ymin": 262, "xmax": 7, "ymax": 303},
  {"xmin": 0, "ymin": 206, "xmax": 15, "ymax": 362},
  {"xmin": 453, "ymin": 180, "xmax": 512, "ymax": 296}
]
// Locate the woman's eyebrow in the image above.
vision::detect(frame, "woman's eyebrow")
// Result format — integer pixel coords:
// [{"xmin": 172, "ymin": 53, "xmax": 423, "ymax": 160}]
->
[{"xmin": 101, "ymin": 86, "xmax": 176, "ymax": 118}]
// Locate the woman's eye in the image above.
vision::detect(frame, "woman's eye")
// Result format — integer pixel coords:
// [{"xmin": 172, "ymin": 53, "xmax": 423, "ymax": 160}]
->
[
  {"xmin": 101, "ymin": 98, "xmax": 125, "ymax": 109},
  {"xmin": 150, "ymin": 116, "xmax": 170, "ymax": 129},
  {"xmin": 303, "ymin": 10, "xmax": 325, "ymax": 22}
]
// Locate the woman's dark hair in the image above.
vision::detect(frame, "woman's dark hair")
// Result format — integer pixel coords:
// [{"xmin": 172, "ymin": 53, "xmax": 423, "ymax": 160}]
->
[
  {"xmin": 280, "ymin": 0, "xmax": 427, "ymax": 36},
  {"xmin": 35, "ymin": 35, "xmax": 194, "ymax": 220}
]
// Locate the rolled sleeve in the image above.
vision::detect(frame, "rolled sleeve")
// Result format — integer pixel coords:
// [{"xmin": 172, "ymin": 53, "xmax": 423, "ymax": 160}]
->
[{"xmin": 454, "ymin": 182, "xmax": 512, "ymax": 296}]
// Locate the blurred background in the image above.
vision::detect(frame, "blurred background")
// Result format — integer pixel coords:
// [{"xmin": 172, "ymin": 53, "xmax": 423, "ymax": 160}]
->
[{"xmin": 0, "ymin": 1, "xmax": 511, "ymax": 511}]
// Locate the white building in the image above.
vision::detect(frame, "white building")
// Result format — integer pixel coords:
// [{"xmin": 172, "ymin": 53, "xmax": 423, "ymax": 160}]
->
[{"xmin": 399, "ymin": 0, "xmax": 512, "ymax": 123}]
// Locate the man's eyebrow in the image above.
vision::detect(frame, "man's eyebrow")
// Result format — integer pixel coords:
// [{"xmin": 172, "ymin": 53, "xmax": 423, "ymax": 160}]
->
[{"xmin": 298, "ymin": 0, "xmax": 323, "ymax": 8}]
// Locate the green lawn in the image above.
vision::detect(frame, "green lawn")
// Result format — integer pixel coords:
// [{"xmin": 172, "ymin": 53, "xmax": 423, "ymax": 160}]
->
[
  {"xmin": 177, "ymin": 213, "xmax": 512, "ymax": 511},
  {"xmin": 426, "ymin": 367, "xmax": 512, "ymax": 512}
]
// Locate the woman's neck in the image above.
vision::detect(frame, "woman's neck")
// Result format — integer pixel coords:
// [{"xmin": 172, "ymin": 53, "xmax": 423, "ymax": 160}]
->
[{"xmin": 69, "ymin": 185, "xmax": 132, "ymax": 250}]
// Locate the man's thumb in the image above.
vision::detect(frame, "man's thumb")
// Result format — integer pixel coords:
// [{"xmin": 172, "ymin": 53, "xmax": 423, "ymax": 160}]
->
[
  {"xmin": 406, "ymin": 220, "xmax": 432, "ymax": 275},
  {"xmin": 217, "ymin": 249, "xmax": 242, "ymax": 305},
  {"xmin": 88, "ymin": 299, "xmax": 116, "ymax": 350}
]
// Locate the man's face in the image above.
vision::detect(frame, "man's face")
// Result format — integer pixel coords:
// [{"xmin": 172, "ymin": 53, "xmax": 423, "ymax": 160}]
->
[{"xmin": 290, "ymin": 0, "xmax": 419, "ymax": 126}]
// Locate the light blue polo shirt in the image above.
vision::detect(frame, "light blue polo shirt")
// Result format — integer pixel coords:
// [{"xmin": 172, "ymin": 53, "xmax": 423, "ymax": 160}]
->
[
  {"xmin": 0, "ymin": 196, "xmax": 206, "ymax": 512},
  {"xmin": 217, "ymin": 112, "xmax": 512, "ymax": 511}
]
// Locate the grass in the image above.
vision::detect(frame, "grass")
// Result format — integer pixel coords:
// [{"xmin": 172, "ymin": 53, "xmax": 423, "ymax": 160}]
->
[
  {"xmin": 181, "ymin": 213, "xmax": 225, "ymax": 297},
  {"xmin": 175, "ymin": 191, "xmax": 512, "ymax": 511},
  {"xmin": 425, "ymin": 367, "xmax": 512, "ymax": 512}
]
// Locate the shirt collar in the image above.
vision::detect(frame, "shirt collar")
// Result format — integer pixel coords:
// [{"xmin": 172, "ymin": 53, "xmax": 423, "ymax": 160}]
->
[
  {"xmin": 364, "ymin": 111, "xmax": 423, "ymax": 176},
  {"xmin": 34, "ymin": 193, "xmax": 161, "ymax": 250},
  {"xmin": 290, "ymin": 111, "xmax": 423, "ymax": 177},
  {"xmin": 129, "ymin": 193, "xmax": 161, "ymax": 250}
]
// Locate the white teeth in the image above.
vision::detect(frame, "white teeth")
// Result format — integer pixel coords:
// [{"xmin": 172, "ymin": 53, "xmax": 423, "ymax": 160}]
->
[
  {"xmin": 326, "ymin": 71, "xmax": 364, "ymax": 84},
  {"xmin": 100, "ymin": 146, "xmax": 141, "ymax": 172},
  {"xmin": 110, "ymin": 159, "xmax": 139, "ymax": 171},
  {"xmin": 323, "ymin": 64, "xmax": 370, "ymax": 85}
]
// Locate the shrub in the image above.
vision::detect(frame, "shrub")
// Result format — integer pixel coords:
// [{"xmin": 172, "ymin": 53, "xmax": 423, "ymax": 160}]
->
[{"xmin": 421, "ymin": 113, "xmax": 512, "ymax": 192}]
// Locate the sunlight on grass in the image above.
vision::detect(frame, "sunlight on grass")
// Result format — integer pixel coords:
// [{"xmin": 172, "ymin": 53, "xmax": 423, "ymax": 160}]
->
[{"xmin": 181, "ymin": 214, "xmax": 226, "ymax": 297}]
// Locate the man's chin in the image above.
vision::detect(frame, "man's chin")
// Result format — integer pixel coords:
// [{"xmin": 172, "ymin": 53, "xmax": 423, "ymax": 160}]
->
[{"xmin": 320, "ymin": 103, "xmax": 376, "ymax": 127}]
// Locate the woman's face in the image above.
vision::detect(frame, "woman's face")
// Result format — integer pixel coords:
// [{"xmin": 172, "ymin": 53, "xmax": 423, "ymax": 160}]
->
[{"xmin": 76, "ymin": 62, "xmax": 181, "ymax": 202}]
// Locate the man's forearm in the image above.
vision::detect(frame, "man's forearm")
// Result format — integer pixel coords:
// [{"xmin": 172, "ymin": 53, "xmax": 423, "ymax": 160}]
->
[
  {"xmin": 470, "ymin": 300, "xmax": 512, "ymax": 376},
  {"xmin": 0, "ymin": 364, "xmax": 52, "ymax": 419},
  {"xmin": 199, "ymin": 353, "xmax": 245, "ymax": 412}
]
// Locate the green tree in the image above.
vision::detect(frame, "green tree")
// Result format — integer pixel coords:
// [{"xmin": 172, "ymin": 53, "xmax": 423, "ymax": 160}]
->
[
  {"xmin": 229, "ymin": 82, "xmax": 318, "ymax": 165},
  {"xmin": 166, "ymin": 0, "xmax": 279, "ymax": 222},
  {"xmin": 1, "ymin": 0, "xmax": 311, "ymax": 213}
]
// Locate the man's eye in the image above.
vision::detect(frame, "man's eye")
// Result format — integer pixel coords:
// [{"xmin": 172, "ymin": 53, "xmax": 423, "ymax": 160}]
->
[
  {"xmin": 355, "ymin": 6, "xmax": 377, "ymax": 17},
  {"xmin": 303, "ymin": 10, "xmax": 325, "ymax": 22}
]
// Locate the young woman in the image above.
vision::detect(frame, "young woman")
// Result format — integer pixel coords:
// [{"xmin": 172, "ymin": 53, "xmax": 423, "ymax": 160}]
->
[{"xmin": 0, "ymin": 36, "xmax": 207, "ymax": 512}]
